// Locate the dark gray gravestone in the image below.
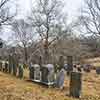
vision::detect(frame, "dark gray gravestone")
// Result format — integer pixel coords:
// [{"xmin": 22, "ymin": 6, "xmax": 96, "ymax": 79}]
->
[
  {"xmin": 5, "ymin": 62, "xmax": 9, "ymax": 73},
  {"xmin": 41, "ymin": 64, "xmax": 55, "ymax": 85},
  {"xmin": 67, "ymin": 56, "xmax": 73, "ymax": 75},
  {"xmin": 12, "ymin": 53, "xmax": 18, "ymax": 76},
  {"xmin": 0, "ymin": 61, "xmax": 2, "ymax": 71},
  {"xmin": 8, "ymin": 55, "xmax": 13, "ymax": 74},
  {"xmin": 55, "ymin": 68, "xmax": 65, "ymax": 88},
  {"xmin": 69, "ymin": 72, "xmax": 82, "ymax": 98},
  {"xmin": 58, "ymin": 56, "xmax": 64, "ymax": 71},
  {"xmin": 96, "ymin": 67, "xmax": 100, "ymax": 74},
  {"xmin": 83, "ymin": 64, "xmax": 91, "ymax": 72},
  {"xmin": 0, "ymin": 40, "xmax": 3, "ymax": 48},
  {"xmin": 18, "ymin": 65, "xmax": 23, "ymax": 79},
  {"xmin": 29, "ymin": 64, "xmax": 34, "ymax": 79}
]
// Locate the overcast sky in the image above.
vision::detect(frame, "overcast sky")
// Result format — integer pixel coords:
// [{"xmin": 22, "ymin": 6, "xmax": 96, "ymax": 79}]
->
[
  {"xmin": 17, "ymin": 0, "xmax": 82, "ymax": 19},
  {"xmin": 1, "ymin": 0, "xmax": 83, "ymax": 40}
]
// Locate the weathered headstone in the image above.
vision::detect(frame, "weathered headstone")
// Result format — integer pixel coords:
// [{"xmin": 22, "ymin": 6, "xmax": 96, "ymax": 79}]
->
[
  {"xmin": 58, "ymin": 56, "xmax": 64, "ymax": 71},
  {"xmin": 67, "ymin": 56, "xmax": 73, "ymax": 75},
  {"xmin": 5, "ymin": 62, "xmax": 9, "ymax": 73},
  {"xmin": 83, "ymin": 64, "xmax": 91, "ymax": 72},
  {"xmin": 12, "ymin": 63, "xmax": 17, "ymax": 76},
  {"xmin": 29, "ymin": 64, "xmax": 34, "ymax": 79},
  {"xmin": 69, "ymin": 72, "xmax": 82, "ymax": 98},
  {"xmin": 33, "ymin": 64, "xmax": 41, "ymax": 81},
  {"xmin": 0, "ymin": 61, "xmax": 2, "ymax": 71},
  {"xmin": 96, "ymin": 67, "xmax": 100, "ymax": 74},
  {"xmin": 41, "ymin": 64, "xmax": 55, "ymax": 85},
  {"xmin": 64, "ymin": 64, "xmax": 68, "ymax": 71},
  {"xmin": 18, "ymin": 65, "xmax": 23, "ymax": 79},
  {"xmin": 55, "ymin": 68, "xmax": 65, "ymax": 89},
  {"xmin": 8, "ymin": 55, "xmax": 13, "ymax": 73},
  {"xmin": 2, "ymin": 61, "xmax": 5, "ymax": 72},
  {"xmin": 12, "ymin": 53, "xmax": 18, "ymax": 76},
  {"xmin": 0, "ymin": 40, "xmax": 3, "ymax": 48}
]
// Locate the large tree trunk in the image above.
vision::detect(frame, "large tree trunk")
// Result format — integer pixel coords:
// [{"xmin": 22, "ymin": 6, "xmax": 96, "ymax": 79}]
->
[{"xmin": 43, "ymin": 39, "xmax": 49, "ymax": 64}]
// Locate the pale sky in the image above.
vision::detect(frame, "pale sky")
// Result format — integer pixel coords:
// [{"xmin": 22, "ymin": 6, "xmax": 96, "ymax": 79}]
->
[
  {"xmin": 0, "ymin": 0, "xmax": 82, "ymax": 40},
  {"xmin": 17, "ymin": 0, "xmax": 82, "ymax": 19}
]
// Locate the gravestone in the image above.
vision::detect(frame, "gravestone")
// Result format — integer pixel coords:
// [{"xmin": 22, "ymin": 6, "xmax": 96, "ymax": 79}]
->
[
  {"xmin": 69, "ymin": 72, "xmax": 82, "ymax": 98},
  {"xmin": 96, "ymin": 67, "xmax": 100, "ymax": 74},
  {"xmin": 18, "ymin": 65, "xmax": 23, "ymax": 79},
  {"xmin": 12, "ymin": 53, "xmax": 18, "ymax": 76},
  {"xmin": 2, "ymin": 61, "xmax": 5, "ymax": 72},
  {"xmin": 29, "ymin": 64, "xmax": 34, "ymax": 79},
  {"xmin": 8, "ymin": 55, "xmax": 13, "ymax": 73},
  {"xmin": 83, "ymin": 64, "xmax": 91, "ymax": 72},
  {"xmin": 58, "ymin": 56, "xmax": 64, "ymax": 71},
  {"xmin": 55, "ymin": 68, "xmax": 65, "ymax": 89},
  {"xmin": 33, "ymin": 64, "xmax": 41, "ymax": 81},
  {"xmin": 12, "ymin": 59, "xmax": 17, "ymax": 76},
  {"xmin": 67, "ymin": 56, "xmax": 73, "ymax": 75},
  {"xmin": 41, "ymin": 64, "xmax": 55, "ymax": 85},
  {"xmin": 64, "ymin": 64, "xmax": 68, "ymax": 71},
  {"xmin": 5, "ymin": 62, "xmax": 9, "ymax": 73},
  {"xmin": 0, "ymin": 61, "xmax": 2, "ymax": 71},
  {"xmin": 0, "ymin": 40, "xmax": 3, "ymax": 48}
]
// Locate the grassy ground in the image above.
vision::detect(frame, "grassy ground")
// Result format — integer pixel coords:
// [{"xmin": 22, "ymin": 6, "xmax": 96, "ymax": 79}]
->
[
  {"xmin": 0, "ymin": 70, "xmax": 100, "ymax": 100},
  {"xmin": 82, "ymin": 57, "xmax": 100, "ymax": 67}
]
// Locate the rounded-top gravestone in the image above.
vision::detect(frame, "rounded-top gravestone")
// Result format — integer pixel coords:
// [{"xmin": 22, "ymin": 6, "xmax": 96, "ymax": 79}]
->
[
  {"xmin": 64, "ymin": 64, "xmax": 68, "ymax": 71},
  {"xmin": 29, "ymin": 64, "xmax": 41, "ymax": 81},
  {"xmin": 33, "ymin": 64, "xmax": 41, "ymax": 81},
  {"xmin": 41, "ymin": 64, "xmax": 55, "ymax": 85}
]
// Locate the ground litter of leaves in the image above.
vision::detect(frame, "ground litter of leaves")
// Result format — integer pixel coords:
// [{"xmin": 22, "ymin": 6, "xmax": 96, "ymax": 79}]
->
[{"xmin": 0, "ymin": 70, "xmax": 100, "ymax": 100}]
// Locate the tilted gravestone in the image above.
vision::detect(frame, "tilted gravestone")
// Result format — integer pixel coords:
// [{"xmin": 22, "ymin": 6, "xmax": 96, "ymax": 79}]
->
[
  {"xmin": 69, "ymin": 72, "xmax": 82, "ymax": 98},
  {"xmin": 18, "ymin": 65, "xmax": 23, "ymax": 79},
  {"xmin": 41, "ymin": 64, "xmax": 55, "ymax": 85},
  {"xmin": 96, "ymin": 67, "xmax": 100, "ymax": 74},
  {"xmin": 55, "ymin": 68, "xmax": 65, "ymax": 89}
]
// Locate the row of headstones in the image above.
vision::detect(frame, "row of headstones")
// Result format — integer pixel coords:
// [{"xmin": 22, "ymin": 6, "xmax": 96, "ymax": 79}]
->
[
  {"xmin": 29, "ymin": 64, "xmax": 82, "ymax": 98},
  {"xmin": 0, "ymin": 61, "xmax": 23, "ymax": 79},
  {"xmin": 76, "ymin": 64, "xmax": 100, "ymax": 74}
]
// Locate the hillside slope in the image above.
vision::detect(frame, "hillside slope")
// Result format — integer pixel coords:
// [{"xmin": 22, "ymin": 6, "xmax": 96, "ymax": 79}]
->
[{"xmin": 0, "ymin": 71, "xmax": 100, "ymax": 100}]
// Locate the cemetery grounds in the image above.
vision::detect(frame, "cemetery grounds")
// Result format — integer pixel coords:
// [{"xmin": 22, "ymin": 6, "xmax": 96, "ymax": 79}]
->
[{"xmin": 0, "ymin": 61, "xmax": 100, "ymax": 100}]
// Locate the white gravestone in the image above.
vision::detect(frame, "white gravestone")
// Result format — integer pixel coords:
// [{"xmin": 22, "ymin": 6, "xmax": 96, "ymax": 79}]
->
[{"xmin": 56, "ymin": 68, "xmax": 65, "ymax": 89}]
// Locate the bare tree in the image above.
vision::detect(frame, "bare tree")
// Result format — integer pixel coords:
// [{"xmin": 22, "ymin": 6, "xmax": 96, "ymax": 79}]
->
[
  {"xmin": 12, "ymin": 19, "xmax": 35, "ymax": 65},
  {"xmin": 29, "ymin": 0, "xmax": 69, "ymax": 64},
  {"xmin": 80, "ymin": 0, "xmax": 100, "ymax": 36},
  {"xmin": 0, "ymin": 0, "xmax": 16, "ymax": 27}
]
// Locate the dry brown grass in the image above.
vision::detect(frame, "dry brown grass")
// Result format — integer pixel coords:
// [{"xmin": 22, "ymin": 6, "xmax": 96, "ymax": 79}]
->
[
  {"xmin": 0, "ymin": 70, "xmax": 100, "ymax": 100},
  {"xmin": 82, "ymin": 57, "xmax": 100, "ymax": 67}
]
